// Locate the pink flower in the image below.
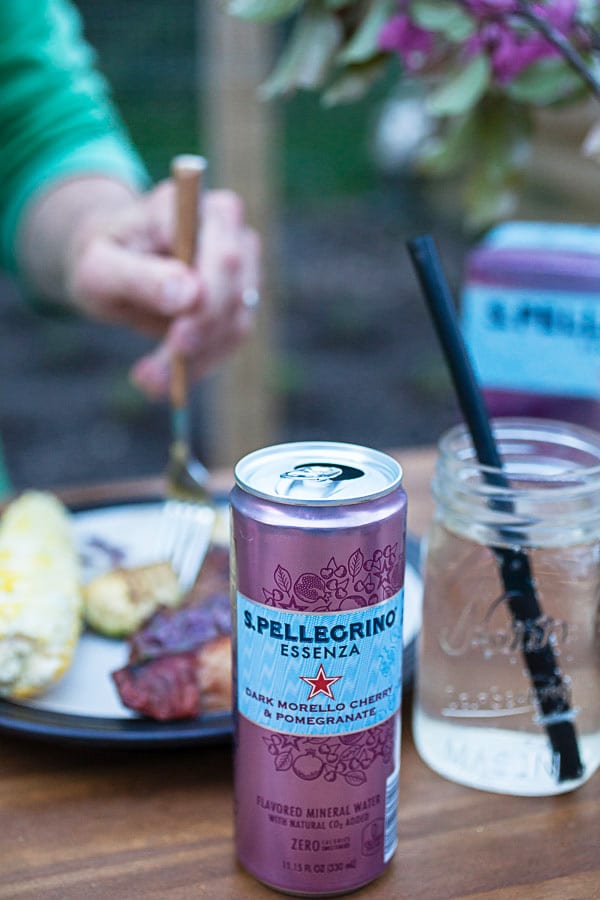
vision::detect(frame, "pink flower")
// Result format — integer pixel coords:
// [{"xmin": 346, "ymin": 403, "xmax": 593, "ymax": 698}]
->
[
  {"xmin": 467, "ymin": 23, "xmax": 553, "ymax": 82},
  {"xmin": 379, "ymin": 14, "xmax": 434, "ymax": 72},
  {"xmin": 495, "ymin": 34, "xmax": 557, "ymax": 81},
  {"xmin": 464, "ymin": 0, "xmax": 576, "ymax": 25},
  {"xmin": 531, "ymin": 0, "xmax": 577, "ymax": 32},
  {"xmin": 465, "ymin": 0, "xmax": 579, "ymax": 83},
  {"xmin": 463, "ymin": 0, "xmax": 518, "ymax": 14}
]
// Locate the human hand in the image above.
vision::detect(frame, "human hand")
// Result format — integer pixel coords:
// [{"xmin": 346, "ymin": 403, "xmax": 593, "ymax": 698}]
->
[{"xmin": 65, "ymin": 179, "xmax": 260, "ymax": 397}]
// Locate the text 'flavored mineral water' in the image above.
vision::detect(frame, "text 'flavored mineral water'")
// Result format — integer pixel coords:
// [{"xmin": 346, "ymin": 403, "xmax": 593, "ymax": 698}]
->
[{"xmin": 231, "ymin": 442, "xmax": 407, "ymax": 896}]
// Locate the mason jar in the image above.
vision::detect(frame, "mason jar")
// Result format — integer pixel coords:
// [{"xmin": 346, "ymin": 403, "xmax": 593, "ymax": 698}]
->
[{"xmin": 413, "ymin": 419, "xmax": 600, "ymax": 795}]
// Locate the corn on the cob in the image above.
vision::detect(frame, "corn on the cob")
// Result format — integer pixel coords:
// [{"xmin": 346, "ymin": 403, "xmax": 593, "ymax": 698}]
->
[{"xmin": 0, "ymin": 491, "xmax": 82, "ymax": 699}]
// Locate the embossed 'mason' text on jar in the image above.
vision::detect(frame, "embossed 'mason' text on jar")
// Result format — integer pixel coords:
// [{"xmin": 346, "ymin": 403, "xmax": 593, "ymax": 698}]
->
[{"xmin": 413, "ymin": 419, "xmax": 600, "ymax": 796}]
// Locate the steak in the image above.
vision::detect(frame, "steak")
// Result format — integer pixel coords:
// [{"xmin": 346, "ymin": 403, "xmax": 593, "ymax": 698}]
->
[{"xmin": 112, "ymin": 545, "xmax": 232, "ymax": 721}]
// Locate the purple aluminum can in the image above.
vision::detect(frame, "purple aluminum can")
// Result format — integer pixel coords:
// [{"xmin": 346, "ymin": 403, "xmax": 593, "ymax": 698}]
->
[{"xmin": 231, "ymin": 441, "xmax": 407, "ymax": 896}]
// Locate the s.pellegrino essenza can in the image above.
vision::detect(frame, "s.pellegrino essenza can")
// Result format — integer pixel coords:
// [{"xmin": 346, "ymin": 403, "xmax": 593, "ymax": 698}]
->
[{"xmin": 231, "ymin": 441, "xmax": 407, "ymax": 896}]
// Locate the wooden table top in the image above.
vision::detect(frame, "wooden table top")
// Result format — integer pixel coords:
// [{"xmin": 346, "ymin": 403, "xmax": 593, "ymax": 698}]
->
[{"xmin": 1, "ymin": 446, "xmax": 598, "ymax": 900}]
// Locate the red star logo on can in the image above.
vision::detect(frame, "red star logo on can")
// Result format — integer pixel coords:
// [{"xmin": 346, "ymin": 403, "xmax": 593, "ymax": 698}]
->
[{"xmin": 299, "ymin": 664, "xmax": 343, "ymax": 700}]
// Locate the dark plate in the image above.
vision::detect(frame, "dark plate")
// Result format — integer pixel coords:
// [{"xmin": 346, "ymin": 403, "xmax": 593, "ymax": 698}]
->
[
  {"xmin": 0, "ymin": 701, "xmax": 233, "ymax": 749},
  {"xmin": 0, "ymin": 495, "xmax": 421, "ymax": 749}
]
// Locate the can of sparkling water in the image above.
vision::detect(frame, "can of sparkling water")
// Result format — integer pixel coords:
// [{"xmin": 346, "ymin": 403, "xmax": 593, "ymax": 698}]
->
[{"xmin": 231, "ymin": 441, "xmax": 407, "ymax": 896}]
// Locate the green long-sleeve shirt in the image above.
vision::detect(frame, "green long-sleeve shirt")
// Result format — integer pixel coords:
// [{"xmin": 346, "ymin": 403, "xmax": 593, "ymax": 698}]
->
[
  {"xmin": 0, "ymin": 0, "xmax": 147, "ymax": 272},
  {"xmin": 0, "ymin": 0, "xmax": 148, "ymax": 495}
]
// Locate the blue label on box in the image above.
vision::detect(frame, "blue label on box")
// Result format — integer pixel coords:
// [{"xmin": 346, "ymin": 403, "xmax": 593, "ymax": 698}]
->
[
  {"xmin": 461, "ymin": 284, "xmax": 600, "ymax": 398},
  {"xmin": 236, "ymin": 591, "xmax": 403, "ymax": 736}
]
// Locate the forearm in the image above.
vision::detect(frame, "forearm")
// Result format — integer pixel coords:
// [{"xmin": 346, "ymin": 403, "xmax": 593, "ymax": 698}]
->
[{"xmin": 17, "ymin": 176, "xmax": 139, "ymax": 307}]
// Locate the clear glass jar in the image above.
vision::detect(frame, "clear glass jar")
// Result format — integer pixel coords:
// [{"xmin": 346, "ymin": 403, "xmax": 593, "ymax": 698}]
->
[{"xmin": 413, "ymin": 418, "xmax": 600, "ymax": 795}]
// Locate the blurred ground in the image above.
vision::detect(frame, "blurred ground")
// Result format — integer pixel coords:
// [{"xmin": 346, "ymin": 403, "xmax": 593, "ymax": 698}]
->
[{"xmin": 276, "ymin": 188, "xmax": 465, "ymax": 448}]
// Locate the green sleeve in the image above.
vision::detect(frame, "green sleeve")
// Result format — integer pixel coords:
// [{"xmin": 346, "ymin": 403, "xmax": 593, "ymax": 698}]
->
[
  {"xmin": 0, "ymin": 0, "xmax": 149, "ymax": 273},
  {"xmin": 0, "ymin": 439, "xmax": 10, "ymax": 500}
]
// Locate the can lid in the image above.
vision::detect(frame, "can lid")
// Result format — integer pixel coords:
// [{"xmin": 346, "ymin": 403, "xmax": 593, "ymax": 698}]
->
[{"xmin": 234, "ymin": 441, "xmax": 403, "ymax": 506}]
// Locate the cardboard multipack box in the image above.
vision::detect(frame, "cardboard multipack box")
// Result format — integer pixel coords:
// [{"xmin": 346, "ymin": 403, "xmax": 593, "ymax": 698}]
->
[{"xmin": 461, "ymin": 222, "xmax": 600, "ymax": 430}]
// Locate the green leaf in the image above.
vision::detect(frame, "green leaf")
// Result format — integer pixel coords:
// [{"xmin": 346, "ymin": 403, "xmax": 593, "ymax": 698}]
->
[
  {"xmin": 426, "ymin": 54, "xmax": 490, "ymax": 116},
  {"xmin": 418, "ymin": 96, "xmax": 533, "ymax": 230},
  {"xmin": 461, "ymin": 99, "xmax": 533, "ymax": 230},
  {"xmin": 464, "ymin": 171, "xmax": 520, "ymax": 232},
  {"xmin": 410, "ymin": 0, "xmax": 475, "ymax": 41},
  {"xmin": 477, "ymin": 100, "xmax": 532, "ymax": 175},
  {"xmin": 322, "ymin": 56, "xmax": 389, "ymax": 105},
  {"xmin": 576, "ymin": 0, "xmax": 600, "ymax": 27},
  {"xmin": 337, "ymin": 0, "xmax": 397, "ymax": 65},
  {"xmin": 582, "ymin": 119, "xmax": 600, "ymax": 160},
  {"xmin": 506, "ymin": 59, "xmax": 584, "ymax": 106},
  {"xmin": 259, "ymin": 4, "xmax": 343, "ymax": 97},
  {"xmin": 416, "ymin": 112, "xmax": 478, "ymax": 176},
  {"xmin": 228, "ymin": 0, "xmax": 304, "ymax": 21}
]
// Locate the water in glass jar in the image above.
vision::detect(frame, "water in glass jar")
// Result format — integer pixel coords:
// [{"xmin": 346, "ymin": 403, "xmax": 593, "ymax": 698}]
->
[{"xmin": 413, "ymin": 525, "xmax": 600, "ymax": 795}]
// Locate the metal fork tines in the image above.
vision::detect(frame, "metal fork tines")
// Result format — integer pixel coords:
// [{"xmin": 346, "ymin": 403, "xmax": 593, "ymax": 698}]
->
[{"xmin": 159, "ymin": 498, "xmax": 215, "ymax": 595}]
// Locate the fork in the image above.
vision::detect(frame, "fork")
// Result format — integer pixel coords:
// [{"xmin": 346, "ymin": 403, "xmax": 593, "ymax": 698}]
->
[{"xmin": 160, "ymin": 154, "xmax": 216, "ymax": 594}]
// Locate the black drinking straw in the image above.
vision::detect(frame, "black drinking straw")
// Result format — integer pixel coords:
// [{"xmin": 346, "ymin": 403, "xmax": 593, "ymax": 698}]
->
[{"xmin": 407, "ymin": 234, "xmax": 583, "ymax": 783}]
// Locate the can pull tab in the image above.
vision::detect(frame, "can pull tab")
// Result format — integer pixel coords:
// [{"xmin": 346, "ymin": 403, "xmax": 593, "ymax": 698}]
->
[{"xmin": 277, "ymin": 464, "xmax": 346, "ymax": 499}]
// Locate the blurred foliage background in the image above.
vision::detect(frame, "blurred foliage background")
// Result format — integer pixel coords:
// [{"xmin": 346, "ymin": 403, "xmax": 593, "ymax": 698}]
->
[{"xmin": 78, "ymin": 1, "xmax": 392, "ymax": 198}]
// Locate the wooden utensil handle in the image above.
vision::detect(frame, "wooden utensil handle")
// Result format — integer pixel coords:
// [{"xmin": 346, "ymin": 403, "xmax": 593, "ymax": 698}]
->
[
  {"xmin": 170, "ymin": 155, "xmax": 207, "ymax": 409},
  {"xmin": 170, "ymin": 355, "xmax": 188, "ymax": 411},
  {"xmin": 171, "ymin": 154, "xmax": 206, "ymax": 266}
]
